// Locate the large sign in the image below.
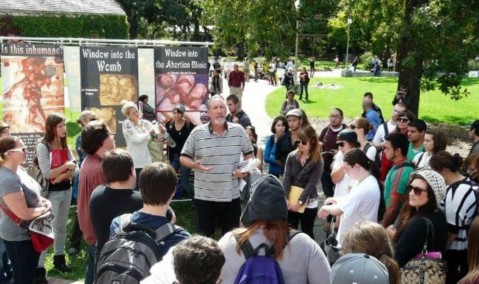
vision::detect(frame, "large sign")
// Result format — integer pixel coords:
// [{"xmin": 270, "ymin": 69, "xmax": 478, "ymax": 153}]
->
[
  {"xmin": 1, "ymin": 43, "xmax": 65, "ymax": 163},
  {"xmin": 80, "ymin": 47, "xmax": 139, "ymax": 146},
  {"xmin": 154, "ymin": 47, "xmax": 209, "ymax": 125}
]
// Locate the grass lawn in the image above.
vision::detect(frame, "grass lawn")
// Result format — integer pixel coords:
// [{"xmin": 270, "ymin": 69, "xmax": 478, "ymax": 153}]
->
[{"xmin": 266, "ymin": 76, "xmax": 479, "ymax": 125}]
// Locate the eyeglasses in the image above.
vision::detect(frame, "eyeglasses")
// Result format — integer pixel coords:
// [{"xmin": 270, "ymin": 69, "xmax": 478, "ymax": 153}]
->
[
  {"xmin": 349, "ymin": 125, "xmax": 356, "ymax": 130},
  {"xmin": 398, "ymin": 117, "xmax": 410, "ymax": 123},
  {"xmin": 337, "ymin": 142, "xmax": 345, "ymax": 147},
  {"xmin": 89, "ymin": 118, "xmax": 98, "ymax": 122},
  {"xmin": 408, "ymin": 185, "xmax": 427, "ymax": 195},
  {"xmin": 7, "ymin": 147, "xmax": 27, "ymax": 153}
]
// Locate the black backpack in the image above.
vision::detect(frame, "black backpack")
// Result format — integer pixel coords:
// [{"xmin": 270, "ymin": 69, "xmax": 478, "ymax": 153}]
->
[
  {"xmin": 96, "ymin": 214, "xmax": 176, "ymax": 284},
  {"xmin": 363, "ymin": 142, "xmax": 382, "ymax": 169}
]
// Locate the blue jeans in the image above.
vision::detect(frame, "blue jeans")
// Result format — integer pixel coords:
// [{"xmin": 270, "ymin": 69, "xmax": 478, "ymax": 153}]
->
[
  {"xmin": 170, "ymin": 154, "xmax": 193, "ymax": 198},
  {"xmin": 85, "ymin": 245, "xmax": 96, "ymax": 284},
  {"xmin": 299, "ymin": 83, "xmax": 309, "ymax": 100},
  {"xmin": 0, "ymin": 238, "xmax": 12, "ymax": 281},
  {"xmin": 4, "ymin": 239, "xmax": 40, "ymax": 284}
]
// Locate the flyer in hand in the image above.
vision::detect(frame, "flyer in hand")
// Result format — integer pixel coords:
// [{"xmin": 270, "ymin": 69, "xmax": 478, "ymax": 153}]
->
[{"xmin": 29, "ymin": 212, "xmax": 55, "ymax": 239}]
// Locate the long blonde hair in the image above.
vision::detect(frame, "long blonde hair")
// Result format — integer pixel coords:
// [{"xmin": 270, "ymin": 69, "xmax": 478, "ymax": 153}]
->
[{"xmin": 342, "ymin": 221, "xmax": 400, "ymax": 284}]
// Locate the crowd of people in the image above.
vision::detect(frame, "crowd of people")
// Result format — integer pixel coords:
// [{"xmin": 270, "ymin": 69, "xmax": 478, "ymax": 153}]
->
[{"xmin": 0, "ymin": 65, "xmax": 479, "ymax": 284}]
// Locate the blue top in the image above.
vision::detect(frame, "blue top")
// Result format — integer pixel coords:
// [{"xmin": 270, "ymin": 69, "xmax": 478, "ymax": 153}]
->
[
  {"xmin": 110, "ymin": 211, "xmax": 191, "ymax": 257},
  {"xmin": 264, "ymin": 135, "xmax": 282, "ymax": 176},
  {"xmin": 365, "ymin": 109, "xmax": 382, "ymax": 141}
]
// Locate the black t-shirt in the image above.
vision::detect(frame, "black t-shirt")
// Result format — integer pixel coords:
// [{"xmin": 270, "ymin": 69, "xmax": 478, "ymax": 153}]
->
[
  {"xmin": 90, "ymin": 185, "xmax": 143, "ymax": 257},
  {"xmin": 166, "ymin": 120, "xmax": 195, "ymax": 158},
  {"xmin": 275, "ymin": 132, "xmax": 298, "ymax": 165}
]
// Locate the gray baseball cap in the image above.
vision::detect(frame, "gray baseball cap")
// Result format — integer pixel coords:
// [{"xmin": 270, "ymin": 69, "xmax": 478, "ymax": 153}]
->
[
  {"xmin": 285, "ymin": 108, "xmax": 303, "ymax": 118},
  {"xmin": 331, "ymin": 253, "xmax": 389, "ymax": 284}
]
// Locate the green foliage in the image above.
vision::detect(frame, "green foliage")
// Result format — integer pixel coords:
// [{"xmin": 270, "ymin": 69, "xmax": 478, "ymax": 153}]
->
[
  {"xmin": 2, "ymin": 15, "xmax": 128, "ymax": 38},
  {"xmin": 199, "ymin": 0, "xmax": 298, "ymax": 59},
  {"xmin": 266, "ymin": 77, "xmax": 479, "ymax": 126},
  {"xmin": 360, "ymin": 51, "xmax": 373, "ymax": 70}
]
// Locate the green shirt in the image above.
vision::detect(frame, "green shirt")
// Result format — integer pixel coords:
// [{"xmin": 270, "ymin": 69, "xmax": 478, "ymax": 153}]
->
[
  {"xmin": 384, "ymin": 160, "xmax": 415, "ymax": 206},
  {"xmin": 407, "ymin": 143, "xmax": 425, "ymax": 162}
]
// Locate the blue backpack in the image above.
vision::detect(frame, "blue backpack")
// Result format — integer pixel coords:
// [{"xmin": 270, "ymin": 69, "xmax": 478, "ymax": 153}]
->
[{"xmin": 234, "ymin": 230, "xmax": 300, "ymax": 284}]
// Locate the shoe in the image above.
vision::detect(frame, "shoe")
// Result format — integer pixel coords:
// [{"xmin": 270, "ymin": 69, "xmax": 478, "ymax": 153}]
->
[
  {"xmin": 68, "ymin": 246, "xmax": 79, "ymax": 255},
  {"xmin": 53, "ymin": 254, "xmax": 72, "ymax": 273},
  {"xmin": 34, "ymin": 267, "xmax": 48, "ymax": 284}
]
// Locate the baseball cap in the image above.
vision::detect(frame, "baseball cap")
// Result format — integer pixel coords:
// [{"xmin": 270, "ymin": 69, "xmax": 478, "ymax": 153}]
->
[
  {"xmin": 331, "ymin": 253, "xmax": 389, "ymax": 284},
  {"xmin": 337, "ymin": 129, "xmax": 358, "ymax": 143},
  {"xmin": 173, "ymin": 104, "xmax": 186, "ymax": 114},
  {"xmin": 285, "ymin": 108, "xmax": 303, "ymax": 119}
]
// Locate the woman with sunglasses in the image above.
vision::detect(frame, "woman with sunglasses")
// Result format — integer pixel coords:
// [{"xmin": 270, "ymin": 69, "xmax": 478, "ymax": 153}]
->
[
  {"xmin": 283, "ymin": 125, "xmax": 323, "ymax": 239},
  {"xmin": 393, "ymin": 110, "xmax": 416, "ymax": 136},
  {"xmin": 388, "ymin": 170, "xmax": 448, "ymax": 268},
  {"xmin": 350, "ymin": 118, "xmax": 377, "ymax": 162},
  {"xmin": 0, "ymin": 136, "xmax": 52, "ymax": 283},
  {"xmin": 331, "ymin": 129, "xmax": 360, "ymax": 198},
  {"xmin": 36, "ymin": 113, "xmax": 78, "ymax": 280},
  {"xmin": 429, "ymin": 151, "xmax": 479, "ymax": 283}
]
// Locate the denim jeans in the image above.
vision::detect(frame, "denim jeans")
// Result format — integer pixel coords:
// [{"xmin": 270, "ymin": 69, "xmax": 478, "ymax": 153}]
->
[
  {"xmin": 170, "ymin": 154, "xmax": 193, "ymax": 198},
  {"xmin": 38, "ymin": 189, "xmax": 72, "ymax": 266},
  {"xmin": 299, "ymin": 83, "xmax": 309, "ymax": 100},
  {"xmin": 0, "ymin": 239, "xmax": 11, "ymax": 281},
  {"xmin": 4, "ymin": 239, "xmax": 40, "ymax": 284},
  {"xmin": 85, "ymin": 244, "xmax": 96, "ymax": 284}
]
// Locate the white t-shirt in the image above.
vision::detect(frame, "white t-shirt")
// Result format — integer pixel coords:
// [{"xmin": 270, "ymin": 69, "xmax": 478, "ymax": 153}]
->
[
  {"xmin": 373, "ymin": 120, "xmax": 397, "ymax": 144},
  {"xmin": 412, "ymin": 151, "xmax": 431, "ymax": 169},
  {"xmin": 336, "ymin": 175, "xmax": 380, "ymax": 247},
  {"xmin": 363, "ymin": 143, "xmax": 377, "ymax": 162},
  {"xmin": 332, "ymin": 151, "xmax": 352, "ymax": 198}
]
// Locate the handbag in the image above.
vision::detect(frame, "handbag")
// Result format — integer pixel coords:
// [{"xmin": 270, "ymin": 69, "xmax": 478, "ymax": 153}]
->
[
  {"xmin": 400, "ymin": 217, "xmax": 447, "ymax": 284},
  {"xmin": 0, "ymin": 204, "xmax": 54, "ymax": 253}
]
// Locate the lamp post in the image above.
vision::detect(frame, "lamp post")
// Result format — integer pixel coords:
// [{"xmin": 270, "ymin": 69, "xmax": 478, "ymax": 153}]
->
[
  {"xmin": 294, "ymin": 0, "xmax": 300, "ymax": 84},
  {"xmin": 345, "ymin": 18, "xmax": 352, "ymax": 69}
]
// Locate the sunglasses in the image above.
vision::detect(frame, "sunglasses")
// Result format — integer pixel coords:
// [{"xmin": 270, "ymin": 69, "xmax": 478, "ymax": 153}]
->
[
  {"xmin": 398, "ymin": 117, "xmax": 410, "ymax": 123},
  {"xmin": 349, "ymin": 125, "xmax": 356, "ymax": 130},
  {"xmin": 336, "ymin": 142, "xmax": 345, "ymax": 147},
  {"xmin": 295, "ymin": 139, "xmax": 309, "ymax": 146},
  {"xmin": 7, "ymin": 147, "xmax": 27, "ymax": 153},
  {"xmin": 89, "ymin": 118, "xmax": 98, "ymax": 122},
  {"xmin": 408, "ymin": 185, "xmax": 427, "ymax": 195}
]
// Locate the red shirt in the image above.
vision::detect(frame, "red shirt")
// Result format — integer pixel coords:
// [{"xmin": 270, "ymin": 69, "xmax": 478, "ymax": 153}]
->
[
  {"xmin": 228, "ymin": 70, "xmax": 245, "ymax": 87},
  {"xmin": 78, "ymin": 154, "xmax": 105, "ymax": 245}
]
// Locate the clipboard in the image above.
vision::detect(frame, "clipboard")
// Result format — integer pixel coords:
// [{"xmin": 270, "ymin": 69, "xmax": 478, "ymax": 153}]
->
[{"xmin": 288, "ymin": 186, "xmax": 307, "ymax": 213}]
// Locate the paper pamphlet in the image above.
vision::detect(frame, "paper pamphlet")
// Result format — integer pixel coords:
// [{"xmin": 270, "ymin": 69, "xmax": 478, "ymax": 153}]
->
[
  {"xmin": 288, "ymin": 186, "xmax": 307, "ymax": 213},
  {"xmin": 28, "ymin": 212, "xmax": 55, "ymax": 238}
]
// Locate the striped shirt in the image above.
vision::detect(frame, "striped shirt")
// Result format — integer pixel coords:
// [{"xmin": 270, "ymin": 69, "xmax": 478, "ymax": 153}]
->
[
  {"xmin": 181, "ymin": 122, "xmax": 253, "ymax": 202},
  {"xmin": 440, "ymin": 177, "xmax": 478, "ymax": 251}
]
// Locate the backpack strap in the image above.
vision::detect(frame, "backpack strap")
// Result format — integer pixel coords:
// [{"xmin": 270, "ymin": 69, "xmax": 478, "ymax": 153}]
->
[
  {"xmin": 394, "ymin": 161, "xmax": 414, "ymax": 170},
  {"xmin": 383, "ymin": 122, "xmax": 389, "ymax": 136},
  {"xmin": 363, "ymin": 142, "xmax": 371, "ymax": 153},
  {"xmin": 152, "ymin": 223, "xmax": 176, "ymax": 243},
  {"xmin": 235, "ymin": 229, "xmax": 302, "ymax": 259}
]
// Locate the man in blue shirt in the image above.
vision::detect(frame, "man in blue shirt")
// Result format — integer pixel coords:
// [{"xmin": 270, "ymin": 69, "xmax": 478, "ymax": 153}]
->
[
  {"xmin": 110, "ymin": 162, "xmax": 191, "ymax": 257},
  {"xmin": 363, "ymin": 97, "xmax": 382, "ymax": 141}
]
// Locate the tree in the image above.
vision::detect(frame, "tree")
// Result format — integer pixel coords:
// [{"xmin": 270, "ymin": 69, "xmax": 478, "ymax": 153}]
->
[{"xmin": 329, "ymin": 0, "xmax": 479, "ymax": 116}]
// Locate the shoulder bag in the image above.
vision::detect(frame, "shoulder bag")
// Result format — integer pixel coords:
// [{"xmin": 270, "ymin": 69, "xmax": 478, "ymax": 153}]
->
[{"xmin": 400, "ymin": 217, "xmax": 447, "ymax": 284}]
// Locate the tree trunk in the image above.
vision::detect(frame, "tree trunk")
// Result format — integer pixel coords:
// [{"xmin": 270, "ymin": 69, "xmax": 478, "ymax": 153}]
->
[{"xmin": 396, "ymin": 0, "xmax": 427, "ymax": 117}]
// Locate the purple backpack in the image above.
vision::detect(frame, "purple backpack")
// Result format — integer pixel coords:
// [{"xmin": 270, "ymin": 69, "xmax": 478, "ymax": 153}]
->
[{"xmin": 234, "ymin": 231, "xmax": 300, "ymax": 284}]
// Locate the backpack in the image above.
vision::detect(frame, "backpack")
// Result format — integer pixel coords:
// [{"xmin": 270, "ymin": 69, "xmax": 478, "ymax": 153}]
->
[
  {"xmin": 363, "ymin": 142, "xmax": 381, "ymax": 169},
  {"xmin": 234, "ymin": 230, "xmax": 300, "ymax": 284},
  {"xmin": 27, "ymin": 139, "xmax": 50, "ymax": 198},
  {"xmin": 96, "ymin": 214, "xmax": 176, "ymax": 284}
]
